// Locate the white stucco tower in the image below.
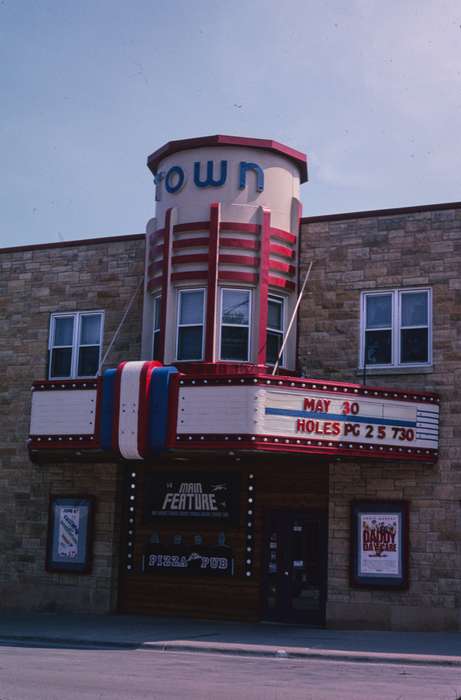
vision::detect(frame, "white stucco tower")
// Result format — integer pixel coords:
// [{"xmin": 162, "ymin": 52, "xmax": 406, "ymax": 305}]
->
[{"xmin": 142, "ymin": 135, "xmax": 308, "ymax": 371}]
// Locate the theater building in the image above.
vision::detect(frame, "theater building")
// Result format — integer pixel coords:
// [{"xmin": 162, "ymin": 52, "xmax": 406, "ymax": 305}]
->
[{"xmin": 1, "ymin": 135, "xmax": 459, "ymax": 630}]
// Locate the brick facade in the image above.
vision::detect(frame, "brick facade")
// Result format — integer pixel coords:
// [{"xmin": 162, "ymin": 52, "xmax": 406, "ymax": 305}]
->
[
  {"xmin": 299, "ymin": 204, "xmax": 461, "ymax": 630},
  {"xmin": 1, "ymin": 202, "xmax": 460, "ymax": 629},
  {"xmin": 0, "ymin": 235, "xmax": 144, "ymax": 612}
]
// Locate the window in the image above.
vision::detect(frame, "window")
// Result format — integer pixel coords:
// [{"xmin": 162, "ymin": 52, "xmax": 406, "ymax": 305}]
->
[
  {"xmin": 266, "ymin": 295, "xmax": 285, "ymax": 365},
  {"xmin": 220, "ymin": 288, "xmax": 251, "ymax": 361},
  {"xmin": 176, "ymin": 289, "xmax": 205, "ymax": 361},
  {"xmin": 360, "ymin": 289, "xmax": 431, "ymax": 368},
  {"xmin": 153, "ymin": 296, "xmax": 161, "ymax": 359},
  {"xmin": 49, "ymin": 311, "xmax": 104, "ymax": 379}
]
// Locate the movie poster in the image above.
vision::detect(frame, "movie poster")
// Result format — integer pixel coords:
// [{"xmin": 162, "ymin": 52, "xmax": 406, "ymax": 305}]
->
[
  {"xmin": 57, "ymin": 506, "xmax": 80, "ymax": 559},
  {"xmin": 359, "ymin": 512, "xmax": 401, "ymax": 577}
]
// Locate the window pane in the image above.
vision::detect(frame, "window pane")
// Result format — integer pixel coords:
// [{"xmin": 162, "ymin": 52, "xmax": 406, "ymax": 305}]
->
[
  {"xmin": 177, "ymin": 326, "xmax": 202, "ymax": 360},
  {"xmin": 78, "ymin": 346, "xmax": 99, "ymax": 376},
  {"xmin": 268, "ymin": 298, "xmax": 283, "ymax": 330},
  {"xmin": 179, "ymin": 291, "xmax": 204, "ymax": 325},
  {"xmin": 153, "ymin": 331, "xmax": 160, "ymax": 360},
  {"xmin": 366, "ymin": 295, "xmax": 392, "ymax": 328},
  {"xmin": 365, "ymin": 329, "xmax": 392, "ymax": 365},
  {"xmin": 53, "ymin": 317, "xmax": 74, "ymax": 346},
  {"xmin": 154, "ymin": 297, "xmax": 161, "ymax": 331},
  {"xmin": 401, "ymin": 328, "xmax": 428, "ymax": 363},
  {"xmin": 266, "ymin": 331, "xmax": 282, "ymax": 365},
  {"xmin": 80, "ymin": 315, "xmax": 101, "ymax": 345},
  {"xmin": 221, "ymin": 326, "xmax": 249, "ymax": 360},
  {"xmin": 401, "ymin": 292, "xmax": 428, "ymax": 327},
  {"xmin": 51, "ymin": 348, "xmax": 72, "ymax": 377},
  {"xmin": 222, "ymin": 290, "xmax": 249, "ymax": 325}
]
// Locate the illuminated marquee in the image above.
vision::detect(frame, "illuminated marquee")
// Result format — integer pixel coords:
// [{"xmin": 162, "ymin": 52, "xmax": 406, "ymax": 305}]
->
[{"xmin": 175, "ymin": 376, "xmax": 440, "ymax": 462}]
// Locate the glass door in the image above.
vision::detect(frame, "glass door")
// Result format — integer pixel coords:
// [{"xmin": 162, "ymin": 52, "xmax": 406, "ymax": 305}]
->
[{"xmin": 263, "ymin": 510, "xmax": 327, "ymax": 625}]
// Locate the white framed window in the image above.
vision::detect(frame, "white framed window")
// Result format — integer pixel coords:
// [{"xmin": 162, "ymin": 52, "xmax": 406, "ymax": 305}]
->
[
  {"xmin": 220, "ymin": 288, "xmax": 251, "ymax": 361},
  {"xmin": 266, "ymin": 295, "xmax": 285, "ymax": 366},
  {"xmin": 152, "ymin": 296, "xmax": 161, "ymax": 360},
  {"xmin": 48, "ymin": 311, "xmax": 104, "ymax": 379},
  {"xmin": 176, "ymin": 288, "xmax": 205, "ymax": 361},
  {"xmin": 360, "ymin": 289, "xmax": 432, "ymax": 368}
]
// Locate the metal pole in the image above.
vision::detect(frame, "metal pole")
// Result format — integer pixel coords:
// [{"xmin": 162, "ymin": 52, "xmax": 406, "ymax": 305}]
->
[
  {"xmin": 98, "ymin": 278, "xmax": 143, "ymax": 375},
  {"xmin": 272, "ymin": 261, "xmax": 313, "ymax": 376}
]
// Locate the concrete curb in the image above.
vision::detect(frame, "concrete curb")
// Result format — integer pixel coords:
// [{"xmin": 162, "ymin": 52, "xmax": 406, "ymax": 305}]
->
[
  {"xmin": 141, "ymin": 640, "xmax": 461, "ymax": 667},
  {"xmin": 1, "ymin": 635, "xmax": 460, "ymax": 667}
]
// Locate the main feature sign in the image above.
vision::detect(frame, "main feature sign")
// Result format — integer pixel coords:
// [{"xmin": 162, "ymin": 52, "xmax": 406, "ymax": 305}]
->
[{"xmin": 143, "ymin": 472, "xmax": 240, "ymax": 523}]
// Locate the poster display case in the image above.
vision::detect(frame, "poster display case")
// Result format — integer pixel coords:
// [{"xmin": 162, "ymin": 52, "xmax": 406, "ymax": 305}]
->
[
  {"xmin": 351, "ymin": 500, "xmax": 409, "ymax": 589},
  {"xmin": 46, "ymin": 496, "xmax": 95, "ymax": 573}
]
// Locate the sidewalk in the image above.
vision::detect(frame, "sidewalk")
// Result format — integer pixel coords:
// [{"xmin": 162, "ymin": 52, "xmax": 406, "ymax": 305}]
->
[{"xmin": 0, "ymin": 612, "xmax": 459, "ymax": 667}]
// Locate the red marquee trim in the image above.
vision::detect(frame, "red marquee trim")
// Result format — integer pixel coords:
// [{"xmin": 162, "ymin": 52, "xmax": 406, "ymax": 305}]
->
[
  {"xmin": 220, "ymin": 222, "xmax": 260, "ymax": 234},
  {"xmin": 218, "ymin": 271, "xmax": 259, "ymax": 284},
  {"xmin": 158, "ymin": 209, "xmax": 172, "ymax": 363},
  {"xmin": 112, "ymin": 361, "xmax": 127, "ymax": 454},
  {"xmin": 269, "ymin": 276, "xmax": 295, "ymax": 290},
  {"xmin": 171, "ymin": 253, "xmax": 209, "ymax": 266},
  {"xmin": 147, "ymin": 275, "xmax": 162, "ymax": 292},
  {"xmin": 147, "ymin": 135, "xmax": 308, "ymax": 183},
  {"xmin": 257, "ymin": 209, "xmax": 271, "ymax": 365},
  {"xmin": 171, "ymin": 271, "xmax": 208, "ymax": 282},
  {"xmin": 174, "ymin": 221, "xmax": 210, "ymax": 233},
  {"xmin": 219, "ymin": 254, "xmax": 259, "ymax": 268},
  {"xmin": 205, "ymin": 203, "xmax": 220, "ymax": 362},
  {"xmin": 173, "ymin": 237, "xmax": 210, "ymax": 250},
  {"xmin": 32, "ymin": 380, "xmax": 98, "ymax": 391},
  {"xmin": 138, "ymin": 361, "xmax": 162, "ymax": 458},
  {"xmin": 177, "ymin": 372, "xmax": 440, "ymax": 403},
  {"xmin": 269, "ymin": 259, "xmax": 296, "ymax": 275},
  {"xmin": 219, "ymin": 238, "xmax": 260, "ymax": 251},
  {"xmin": 269, "ymin": 227, "xmax": 297, "ymax": 244},
  {"xmin": 269, "ymin": 243, "xmax": 295, "ymax": 259},
  {"xmin": 173, "ymin": 433, "xmax": 438, "ymax": 463}
]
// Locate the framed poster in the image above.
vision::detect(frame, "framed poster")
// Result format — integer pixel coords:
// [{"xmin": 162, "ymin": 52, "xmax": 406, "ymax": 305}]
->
[
  {"xmin": 143, "ymin": 472, "xmax": 240, "ymax": 524},
  {"xmin": 351, "ymin": 500, "xmax": 409, "ymax": 589},
  {"xmin": 46, "ymin": 496, "xmax": 95, "ymax": 573}
]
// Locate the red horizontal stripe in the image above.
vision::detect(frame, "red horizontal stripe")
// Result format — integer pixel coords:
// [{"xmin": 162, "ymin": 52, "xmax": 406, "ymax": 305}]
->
[
  {"xmin": 174, "ymin": 221, "xmax": 210, "ymax": 233},
  {"xmin": 218, "ymin": 271, "xmax": 258, "ymax": 284},
  {"xmin": 147, "ymin": 275, "xmax": 162, "ymax": 291},
  {"xmin": 270, "ymin": 227, "xmax": 296, "ymax": 244},
  {"xmin": 268, "ymin": 275, "xmax": 295, "ymax": 290},
  {"xmin": 219, "ymin": 254, "xmax": 258, "ymax": 268},
  {"xmin": 172, "ymin": 254, "xmax": 209, "ymax": 265},
  {"xmin": 269, "ymin": 243, "xmax": 295, "ymax": 259},
  {"xmin": 219, "ymin": 238, "xmax": 260, "ymax": 251},
  {"xmin": 149, "ymin": 244, "xmax": 164, "ymax": 260},
  {"xmin": 150, "ymin": 228, "xmax": 165, "ymax": 241},
  {"xmin": 220, "ymin": 222, "xmax": 259, "ymax": 233},
  {"xmin": 173, "ymin": 237, "xmax": 209, "ymax": 250},
  {"xmin": 269, "ymin": 259, "xmax": 296, "ymax": 275},
  {"xmin": 171, "ymin": 271, "xmax": 208, "ymax": 282},
  {"xmin": 148, "ymin": 261, "xmax": 163, "ymax": 275}
]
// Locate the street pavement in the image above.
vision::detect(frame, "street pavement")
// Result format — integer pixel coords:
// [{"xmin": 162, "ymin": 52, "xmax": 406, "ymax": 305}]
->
[{"xmin": 0, "ymin": 611, "xmax": 460, "ymax": 667}]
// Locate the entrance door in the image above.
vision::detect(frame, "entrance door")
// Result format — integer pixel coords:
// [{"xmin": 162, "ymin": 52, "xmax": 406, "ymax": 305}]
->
[{"xmin": 263, "ymin": 510, "xmax": 328, "ymax": 625}]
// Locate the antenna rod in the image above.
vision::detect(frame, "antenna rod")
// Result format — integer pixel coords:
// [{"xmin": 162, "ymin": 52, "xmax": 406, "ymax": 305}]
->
[
  {"xmin": 98, "ymin": 278, "xmax": 143, "ymax": 375},
  {"xmin": 272, "ymin": 260, "xmax": 313, "ymax": 376}
]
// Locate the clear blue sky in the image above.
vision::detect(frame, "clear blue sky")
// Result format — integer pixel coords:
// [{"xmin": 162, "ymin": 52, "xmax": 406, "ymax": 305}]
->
[{"xmin": 1, "ymin": 1, "xmax": 461, "ymax": 248}]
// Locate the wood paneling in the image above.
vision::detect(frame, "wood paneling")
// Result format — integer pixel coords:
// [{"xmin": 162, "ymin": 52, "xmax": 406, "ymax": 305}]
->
[{"xmin": 118, "ymin": 457, "xmax": 328, "ymax": 620}]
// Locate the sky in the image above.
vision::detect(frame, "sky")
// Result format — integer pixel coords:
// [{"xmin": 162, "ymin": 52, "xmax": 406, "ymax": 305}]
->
[{"xmin": 1, "ymin": 0, "xmax": 461, "ymax": 248}]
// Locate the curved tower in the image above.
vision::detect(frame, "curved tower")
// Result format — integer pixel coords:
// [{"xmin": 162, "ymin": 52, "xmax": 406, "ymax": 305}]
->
[{"xmin": 142, "ymin": 135, "xmax": 308, "ymax": 371}]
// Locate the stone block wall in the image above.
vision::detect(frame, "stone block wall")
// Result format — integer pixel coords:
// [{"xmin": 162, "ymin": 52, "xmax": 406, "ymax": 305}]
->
[
  {"xmin": 0, "ymin": 234, "xmax": 145, "ymax": 612},
  {"xmin": 300, "ymin": 204, "xmax": 461, "ymax": 630}
]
